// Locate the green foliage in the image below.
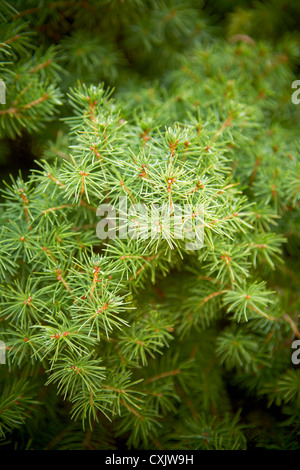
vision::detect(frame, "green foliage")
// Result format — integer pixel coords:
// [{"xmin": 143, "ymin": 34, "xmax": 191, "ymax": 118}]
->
[{"xmin": 0, "ymin": 0, "xmax": 300, "ymax": 451}]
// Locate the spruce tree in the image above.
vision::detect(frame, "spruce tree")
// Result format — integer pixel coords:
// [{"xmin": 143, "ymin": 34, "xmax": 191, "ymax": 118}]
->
[{"xmin": 0, "ymin": 0, "xmax": 300, "ymax": 451}]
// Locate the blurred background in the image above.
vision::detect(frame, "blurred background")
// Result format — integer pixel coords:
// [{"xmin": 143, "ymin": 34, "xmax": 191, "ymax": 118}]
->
[{"xmin": 0, "ymin": 0, "xmax": 300, "ymax": 184}]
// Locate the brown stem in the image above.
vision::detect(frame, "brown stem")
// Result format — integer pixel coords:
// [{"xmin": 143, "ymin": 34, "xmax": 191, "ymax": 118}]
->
[{"xmin": 144, "ymin": 369, "xmax": 181, "ymax": 384}]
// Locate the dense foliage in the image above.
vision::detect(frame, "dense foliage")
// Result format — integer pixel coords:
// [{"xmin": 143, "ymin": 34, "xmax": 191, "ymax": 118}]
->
[{"xmin": 0, "ymin": 0, "xmax": 300, "ymax": 450}]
